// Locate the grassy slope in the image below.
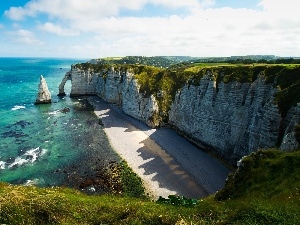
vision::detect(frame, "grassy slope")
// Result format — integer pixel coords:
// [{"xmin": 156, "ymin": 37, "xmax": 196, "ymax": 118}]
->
[{"xmin": 0, "ymin": 149, "xmax": 299, "ymax": 224}]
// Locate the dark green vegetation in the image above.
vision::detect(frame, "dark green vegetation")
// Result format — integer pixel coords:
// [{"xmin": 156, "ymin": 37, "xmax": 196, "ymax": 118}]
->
[
  {"xmin": 1, "ymin": 149, "xmax": 299, "ymax": 224},
  {"xmin": 78, "ymin": 160, "xmax": 145, "ymax": 198},
  {"xmin": 87, "ymin": 56, "xmax": 198, "ymax": 68}
]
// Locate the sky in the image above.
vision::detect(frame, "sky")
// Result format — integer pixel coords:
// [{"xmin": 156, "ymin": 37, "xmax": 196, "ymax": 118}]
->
[{"xmin": 0, "ymin": 0, "xmax": 299, "ymax": 58}]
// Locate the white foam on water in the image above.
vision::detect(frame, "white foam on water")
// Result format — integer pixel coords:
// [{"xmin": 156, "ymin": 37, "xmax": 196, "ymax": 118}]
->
[
  {"xmin": 7, "ymin": 147, "xmax": 48, "ymax": 169},
  {"xmin": 11, "ymin": 105, "xmax": 26, "ymax": 111},
  {"xmin": 8, "ymin": 157, "xmax": 28, "ymax": 168},
  {"xmin": 23, "ymin": 178, "xmax": 45, "ymax": 186},
  {"xmin": 0, "ymin": 161, "xmax": 6, "ymax": 170},
  {"xmin": 48, "ymin": 110, "xmax": 60, "ymax": 115}
]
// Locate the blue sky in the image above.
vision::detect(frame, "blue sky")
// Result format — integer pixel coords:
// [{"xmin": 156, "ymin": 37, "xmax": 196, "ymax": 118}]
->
[{"xmin": 0, "ymin": 0, "xmax": 299, "ymax": 58}]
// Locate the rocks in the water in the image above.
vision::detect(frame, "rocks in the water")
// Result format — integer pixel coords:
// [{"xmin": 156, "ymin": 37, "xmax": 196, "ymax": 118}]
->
[
  {"xmin": 1, "ymin": 130, "xmax": 28, "ymax": 138},
  {"xmin": 34, "ymin": 75, "xmax": 51, "ymax": 104},
  {"xmin": 5, "ymin": 120, "xmax": 33, "ymax": 129},
  {"xmin": 60, "ymin": 107, "xmax": 70, "ymax": 113}
]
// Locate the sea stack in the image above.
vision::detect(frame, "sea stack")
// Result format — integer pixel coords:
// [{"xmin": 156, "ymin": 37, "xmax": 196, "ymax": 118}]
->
[{"xmin": 34, "ymin": 75, "xmax": 52, "ymax": 104}]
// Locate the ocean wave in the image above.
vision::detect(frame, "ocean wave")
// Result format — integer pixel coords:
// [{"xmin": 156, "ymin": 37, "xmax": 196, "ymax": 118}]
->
[
  {"xmin": 48, "ymin": 110, "xmax": 60, "ymax": 115},
  {"xmin": 7, "ymin": 147, "xmax": 47, "ymax": 169},
  {"xmin": 11, "ymin": 105, "xmax": 26, "ymax": 111},
  {"xmin": 23, "ymin": 178, "xmax": 45, "ymax": 186},
  {"xmin": 0, "ymin": 161, "xmax": 6, "ymax": 170}
]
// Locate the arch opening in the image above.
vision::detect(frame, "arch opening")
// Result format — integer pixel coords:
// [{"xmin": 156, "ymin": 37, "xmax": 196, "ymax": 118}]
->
[{"xmin": 58, "ymin": 72, "xmax": 71, "ymax": 96}]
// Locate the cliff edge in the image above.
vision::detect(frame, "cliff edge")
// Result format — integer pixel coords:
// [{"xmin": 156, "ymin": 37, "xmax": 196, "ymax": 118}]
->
[{"xmin": 58, "ymin": 63, "xmax": 300, "ymax": 164}]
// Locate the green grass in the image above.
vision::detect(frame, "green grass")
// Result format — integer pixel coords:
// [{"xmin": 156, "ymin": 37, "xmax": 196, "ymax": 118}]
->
[{"xmin": 1, "ymin": 149, "xmax": 299, "ymax": 224}]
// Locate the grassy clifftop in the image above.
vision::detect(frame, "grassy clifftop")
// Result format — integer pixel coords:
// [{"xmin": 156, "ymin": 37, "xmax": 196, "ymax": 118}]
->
[
  {"xmin": 0, "ymin": 149, "xmax": 299, "ymax": 224},
  {"xmin": 130, "ymin": 64, "xmax": 300, "ymax": 120},
  {"xmin": 74, "ymin": 61, "xmax": 300, "ymax": 125}
]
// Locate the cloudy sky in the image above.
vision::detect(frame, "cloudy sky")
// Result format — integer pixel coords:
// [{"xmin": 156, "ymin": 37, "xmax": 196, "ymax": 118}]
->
[{"xmin": 0, "ymin": 0, "xmax": 299, "ymax": 58}]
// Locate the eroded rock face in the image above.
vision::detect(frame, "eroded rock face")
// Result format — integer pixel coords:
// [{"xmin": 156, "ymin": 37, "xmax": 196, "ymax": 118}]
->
[
  {"xmin": 58, "ymin": 72, "xmax": 71, "ymax": 96},
  {"xmin": 67, "ymin": 66, "xmax": 160, "ymax": 127},
  {"xmin": 168, "ymin": 74, "xmax": 284, "ymax": 163},
  {"xmin": 122, "ymin": 74, "xmax": 160, "ymax": 127},
  {"xmin": 35, "ymin": 75, "xmax": 51, "ymax": 104},
  {"xmin": 69, "ymin": 65, "xmax": 98, "ymax": 96},
  {"xmin": 61, "ymin": 66, "xmax": 299, "ymax": 164},
  {"xmin": 280, "ymin": 104, "xmax": 300, "ymax": 151}
]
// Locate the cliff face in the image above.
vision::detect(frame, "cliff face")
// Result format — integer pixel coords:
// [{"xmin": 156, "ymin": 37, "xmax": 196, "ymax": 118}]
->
[
  {"xmin": 169, "ymin": 74, "xmax": 282, "ymax": 162},
  {"xmin": 122, "ymin": 73, "xmax": 160, "ymax": 127},
  {"xmin": 60, "ymin": 67, "xmax": 160, "ymax": 127},
  {"xmin": 60, "ymin": 66, "xmax": 299, "ymax": 164}
]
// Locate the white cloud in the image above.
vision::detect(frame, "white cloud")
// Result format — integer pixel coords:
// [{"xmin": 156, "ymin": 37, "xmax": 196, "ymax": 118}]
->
[
  {"xmin": 0, "ymin": 24, "xmax": 4, "ymax": 29},
  {"xmin": 3, "ymin": 0, "xmax": 300, "ymax": 57},
  {"xmin": 4, "ymin": 0, "xmax": 212, "ymax": 22},
  {"xmin": 5, "ymin": 0, "xmax": 149, "ymax": 21},
  {"xmin": 150, "ymin": 0, "xmax": 205, "ymax": 9},
  {"xmin": 38, "ymin": 22, "xmax": 79, "ymax": 36},
  {"xmin": 13, "ymin": 29, "xmax": 44, "ymax": 45}
]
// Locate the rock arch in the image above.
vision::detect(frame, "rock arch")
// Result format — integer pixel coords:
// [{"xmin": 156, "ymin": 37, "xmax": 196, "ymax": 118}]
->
[{"xmin": 58, "ymin": 72, "xmax": 71, "ymax": 96}]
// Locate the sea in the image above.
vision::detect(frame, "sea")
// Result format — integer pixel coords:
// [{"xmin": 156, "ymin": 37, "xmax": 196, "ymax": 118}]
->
[{"xmin": 0, "ymin": 58, "xmax": 120, "ymax": 191}]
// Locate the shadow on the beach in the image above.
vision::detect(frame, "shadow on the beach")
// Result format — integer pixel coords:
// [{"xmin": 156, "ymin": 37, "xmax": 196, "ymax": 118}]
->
[
  {"xmin": 89, "ymin": 96, "xmax": 230, "ymax": 199},
  {"xmin": 136, "ymin": 137, "xmax": 209, "ymax": 198}
]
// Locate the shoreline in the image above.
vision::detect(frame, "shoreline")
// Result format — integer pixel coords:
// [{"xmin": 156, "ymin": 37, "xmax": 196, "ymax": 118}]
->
[{"xmin": 88, "ymin": 96, "xmax": 230, "ymax": 199}]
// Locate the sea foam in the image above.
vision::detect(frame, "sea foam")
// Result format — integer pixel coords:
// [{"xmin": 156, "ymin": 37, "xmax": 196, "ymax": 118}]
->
[
  {"xmin": 0, "ymin": 161, "xmax": 6, "ymax": 170},
  {"xmin": 11, "ymin": 105, "xmax": 26, "ymax": 111},
  {"xmin": 48, "ymin": 110, "xmax": 60, "ymax": 115},
  {"xmin": 7, "ymin": 147, "xmax": 47, "ymax": 169}
]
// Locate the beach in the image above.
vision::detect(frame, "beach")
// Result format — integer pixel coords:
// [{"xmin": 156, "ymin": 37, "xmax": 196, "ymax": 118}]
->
[{"xmin": 88, "ymin": 96, "xmax": 230, "ymax": 199}]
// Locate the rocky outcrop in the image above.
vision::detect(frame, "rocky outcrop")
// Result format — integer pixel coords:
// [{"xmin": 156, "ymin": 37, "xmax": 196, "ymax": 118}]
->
[
  {"xmin": 60, "ymin": 65, "xmax": 300, "ymax": 164},
  {"xmin": 35, "ymin": 75, "xmax": 51, "ymax": 104}
]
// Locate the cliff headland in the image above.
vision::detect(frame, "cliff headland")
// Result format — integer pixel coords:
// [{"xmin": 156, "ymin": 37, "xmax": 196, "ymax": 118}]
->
[{"xmin": 59, "ymin": 58, "xmax": 300, "ymax": 165}]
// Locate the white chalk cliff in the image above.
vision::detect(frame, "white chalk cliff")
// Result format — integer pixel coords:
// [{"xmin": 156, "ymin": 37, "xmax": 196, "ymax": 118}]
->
[
  {"xmin": 58, "ymin": 65, "xmax": 300, "ymax": 164},
  {"xmin": 35, "ymin": 75, "xmax": 51, "ymax": 104}
]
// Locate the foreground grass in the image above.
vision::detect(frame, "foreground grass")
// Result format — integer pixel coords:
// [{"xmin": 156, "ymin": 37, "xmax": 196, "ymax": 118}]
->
[
  {"xmin": 0, "ymin": 149, "xmax": 300, "ymax": 224},
  {"xmin": 0, "ymin": 183, "xmax": 298, "ymax": 224}
]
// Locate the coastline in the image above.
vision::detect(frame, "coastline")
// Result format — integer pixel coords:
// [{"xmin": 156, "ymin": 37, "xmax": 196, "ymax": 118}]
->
[{"xmin": 88, "ymin": 96, "xmax": 230, "ymax": 199}]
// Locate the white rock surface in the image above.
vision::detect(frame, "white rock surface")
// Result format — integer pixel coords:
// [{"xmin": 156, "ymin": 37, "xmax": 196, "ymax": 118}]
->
[
  {"xmin": 169, "ymin": 74, "xmax": 282, "ymax": 163},
  {"xmin": 35, "ymin": 75, "xmax": 51, "ymax": 104},
  {"xmin": 60, "ymin": 65, "xmax": 300, "ymax": 163}
]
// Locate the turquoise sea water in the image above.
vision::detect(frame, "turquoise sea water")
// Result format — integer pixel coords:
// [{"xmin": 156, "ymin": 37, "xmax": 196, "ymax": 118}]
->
[{"xmin": 0, "ymin": 58, "xmax": 120, "ymax": 191}]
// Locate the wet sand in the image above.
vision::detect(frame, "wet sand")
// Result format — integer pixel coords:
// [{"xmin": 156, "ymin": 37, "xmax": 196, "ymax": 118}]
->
[{"xmin": 88, "ymin": 96, "xmax": 230, "ymax": 199}]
